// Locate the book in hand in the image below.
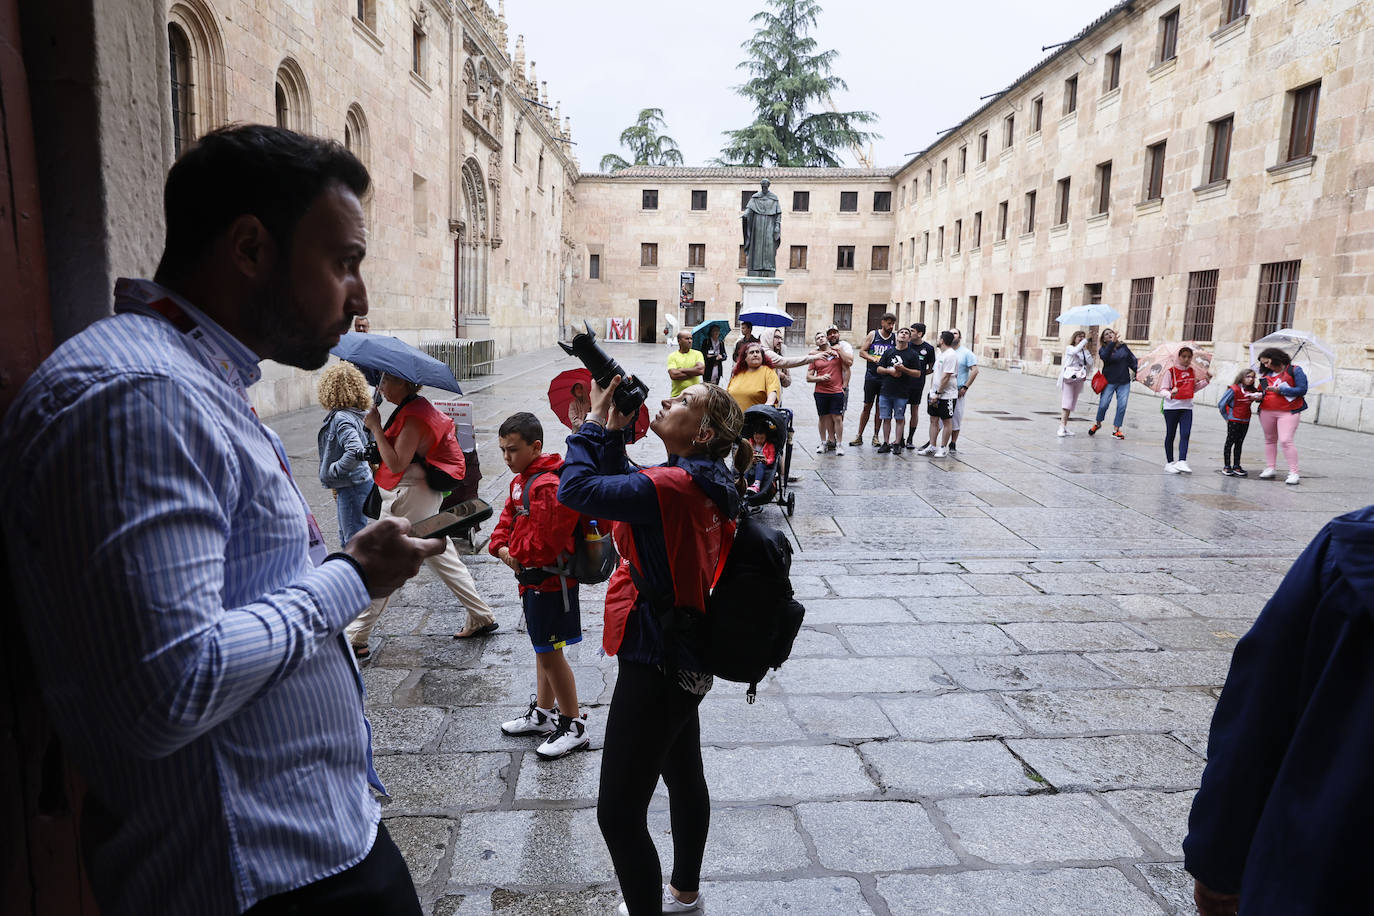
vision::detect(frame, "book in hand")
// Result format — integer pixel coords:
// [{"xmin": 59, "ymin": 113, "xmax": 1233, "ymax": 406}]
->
[{"xmin": 411, "ymin": 499, "xmax": 493, "ymax": 539}]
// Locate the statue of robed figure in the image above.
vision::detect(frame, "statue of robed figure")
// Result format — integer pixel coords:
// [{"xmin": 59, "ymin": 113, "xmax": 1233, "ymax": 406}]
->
[{"xmin": 741, "ymin": 178, "xmax": 782, "ymax": 277}]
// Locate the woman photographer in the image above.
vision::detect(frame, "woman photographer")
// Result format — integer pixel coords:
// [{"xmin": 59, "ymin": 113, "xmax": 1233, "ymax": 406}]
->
[
  {"xmin": 558, "ymin": 377, "xmax": 750, "ymax": 916},
  {"xmin": 345, "ymin": 372, "xmax": 497, "ymax": 657}
]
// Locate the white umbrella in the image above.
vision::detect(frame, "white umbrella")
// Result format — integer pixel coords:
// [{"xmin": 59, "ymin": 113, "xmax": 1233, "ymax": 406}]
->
[
  {"xmin": 1250, "ymin": 329, "xmax": 1336, "ymax": 387},
  {"xmin": 1055, "ymin": 303, "xmax": 1122, "ymax": 326}
]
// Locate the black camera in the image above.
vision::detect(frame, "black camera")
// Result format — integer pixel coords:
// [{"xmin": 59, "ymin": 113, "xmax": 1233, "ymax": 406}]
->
[{"xmin": 560, "ymin": 321, "xmax": 650, "ymax": 417}]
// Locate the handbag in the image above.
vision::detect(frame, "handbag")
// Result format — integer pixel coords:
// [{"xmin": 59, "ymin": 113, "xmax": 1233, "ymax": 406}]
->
[
  {"xmin": 362, "ymin": 483, "xmax": 382, "ymax": 519},
  {"xmin": 1091, "ymin": 371, "xmax": 1108, "ymax": 394}
]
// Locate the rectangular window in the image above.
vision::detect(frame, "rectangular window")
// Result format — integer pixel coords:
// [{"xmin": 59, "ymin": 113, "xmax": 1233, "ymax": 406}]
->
[
  {"xmin": 953, "ymin": 219, "xmax": 962, "ymax": 255},
  {"xmin": 738, "ymin": 245, "xmax": 747, "ymax": 269},
  {"xmin": 873, "ymin": 191, "xmax": 891, "ymax": 212},
  {"xmin": 972, "ymin": 211, "xmax": 982, "ymax": 248},
  {"xmin": 412, "ymin": 173, "xmax": 428, "ymax": 233},
  {"xmin": 1254, "ymin": 260, "xmax": 1301, "ymax": 339},
  {"xmin": 898, "ymin": 241, "xmax": 904, "ymax": 268},
  {"xmin": 940, "ymin": 158, "xmax": 948, "ymax": 186},
  {"xmin": 1004, "ymin": 113, "xmax": 1015, "ymax": 148},
  {"xmin": 911, "ymin": 179, "xmax": 918, "ymax": 203},
  {"xmin": 991, "ymin": 293, "xmax": 1004, "ymax": 336},
  {"xmin": 958, "ymin": 145, "xmax": 968, "ymax": 175},
  {"xmin": 925, "ymin": 169, "xmax": 932, "ymax": 191},
  {"xmin": 789, "ymin": 245, "xmax": 808, "ymax": 270},
  {"xmin": 412, "ymin": 26, "xmax": 426, "ymax": 78},
  {"xmin": 936, "ymin": 226, "xmax": 944, "ymax": 259},
  {"xmin": 1287, "ymin": 81, "xmax": 1321, "ymax": 161},
  {"xmin": 1085, "ymin": 282, "xmax": 1103, "ymax": 305},
  {"xmin": 683, "ymin": 300, "xmax": 706, "ymax": 326},
  {"xmin": 1158, "ymin": 8, "xmax": 1180, "ymax": 63},
  {"xmin": 1184, "ymin": 269, "xmax": 1219, "ymax": 340},
  {"xmin": 1145, "ymin": 141, "xmax": 1166, "ymax": 201},
  {"xmin": 641, "ymin": 243, "xmax": 658, "ymax": 267},
  {"xmin": 919, "ymin": 300, "xmax": 927, "ymax": 323},
  {"xmin": 968, "ymin": 295, "xmax": 978, "ymax": 342},
  {"xmin": 949, "ymin": 297, "xmax": 958, "ymax": 330},
  {"xmin": 833, "ymin": 303, "xmax": 853, "ymax": 331},
  {"xmin": 642, "ymin": 189, "xmax": 659, "ymax": 210},
  {"xmin": 908, "ymin": 236, "xmax": 915, "ymax": 268},
  {"xmin": 837, "ymin": 246, "xmax": 855, "ymax": 270},
  {"xmin": 588, "ymin": 253, "xmax": 601, "ymax": 280},
  {"xmin": 691, "ymin": 189, "xmax": 708, "ymax": 210},
  {"xmin": 793, "ymin": 190, "xmax": 810, "ymax": 212},
  {"xmin": 1208, "ymin": 116, "xmax": 1233, "ymax": 183},
  {"xmin": 871, "ymin": 246, "xmax": 890, "ymax": 270},
  {"xmin": 688, "ymin": 244, "xmax": 705, "ymax": 268},
  {"xmin": 899, "ymin": 185, "xmax": 906, "ymax": 208},
  {"xmin": 1024, "ymin": 190, "xmax": 1037, "ymax": 234},
  {"xmin": 1031, "ymin": 95, "xmax": 1044, "ymax": 134},
  {"xmin": 840, "ymin": 191, "xmax": 858, "ymax": 212},
  {"xmin": 741, "ymin": 190, "xmax": 753, "ymax": 210},
  {"xmin": 1064, "ymin": 74, "xmax": 1079, "ymax": 114},
  {"xmin": 1224, "ymin": 0, "xmax": 1248, "ymax": 25},
  {"xmin": 978, "ymin": 131, "xmax": 989, "ymax": 163},
  {"xmin": 923, "ymin": 231, "xmax": 931, "ymax": 262},
  {"xmin": 1045, "ymin": 287, "xmax": 1064, "ymax": 336},
  {"xmin": 866, "ymin": 304, "xmax": 887, "ymax": 333},
  {"xmin": 735, "ymin": 300, "xmax": 743, "ymax": 324},
  {"xmin": 1096, "ymin": 161, "xmax": 1113, "ymax": 214},
  {"xmin": 1055, "ymin": 177, "xmax": 1071, "ymax": 225},
  {"xmin": 932, "ymin": 300, "xmax": 941, "ymax": 334},
  {"xmin": 1105, "ymin": 46, "xmax": 1122, "ymax": 91},
  {"xmin": 784, "ymin": 303, "xmax": 808, "ymax": 347},
  {"xmin": 997, "ymin": 201, "xmax": 1009, "ymax": 240},
  {"xmin": 1127, "ymin": 277, "xmax": 1154, "ymax": 339}
]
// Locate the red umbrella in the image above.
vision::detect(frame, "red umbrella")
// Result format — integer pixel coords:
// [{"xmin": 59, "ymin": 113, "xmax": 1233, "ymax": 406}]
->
[{"xmin": 547, "ymin": 368, "xmax": 650, "ymax": 442}]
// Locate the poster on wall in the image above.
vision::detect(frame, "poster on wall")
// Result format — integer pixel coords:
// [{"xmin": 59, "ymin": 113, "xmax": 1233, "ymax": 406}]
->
[
  {"xmin": 679, "ymin": 272, "xmax": 695, "ymax": 309},
  {"xmin": 606, "ymin": 317, "xmax": 635, "ymax": 341}
]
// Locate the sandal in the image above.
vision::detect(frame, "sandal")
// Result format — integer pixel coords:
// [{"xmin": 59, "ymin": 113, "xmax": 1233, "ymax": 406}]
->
[
  {"xmin": 351, "ymin": 644, "xmax": 370, "ymax": 660},
  {"xmin": 454, "ymin": 621, "xmax": 499, "ymax": 639}
]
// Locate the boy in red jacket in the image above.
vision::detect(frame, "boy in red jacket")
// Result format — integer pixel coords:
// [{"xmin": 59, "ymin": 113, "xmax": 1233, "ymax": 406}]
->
[{"xmin": 490, "ymin": 412, "xmax": 589, "ymax": 759}]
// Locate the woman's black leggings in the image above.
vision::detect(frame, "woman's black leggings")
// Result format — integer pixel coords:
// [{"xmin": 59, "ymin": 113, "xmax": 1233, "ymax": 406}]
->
[
  {"xmin": 598, "ymin": 660, "xmax": 709, "ymax": 915},
  {"xmin": 1223, "ymin": 420, "xmax": 1250, "ymax": 466},
  {"xmin": 1163, "ymin": 408, "xmax": 1193, "ymax": 462}
]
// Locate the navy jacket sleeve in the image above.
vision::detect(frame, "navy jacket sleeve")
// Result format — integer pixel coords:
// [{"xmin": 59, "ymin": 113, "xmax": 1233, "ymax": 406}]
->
[
  {"xmin": 558, "ymin": 422, "xmax": 661, "ymax": 526},
  {"xmin": 1182, "ymin": 527, "xmax": 1332, "ymax": 893},
  {"xmin": 1217, "ymin": 387, "xmax": 1235, "ymax": 421}
]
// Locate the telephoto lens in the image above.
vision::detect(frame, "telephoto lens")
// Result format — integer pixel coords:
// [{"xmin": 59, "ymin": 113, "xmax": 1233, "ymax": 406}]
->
[{"xmin": 559, "ymin": 321, "xmax": 650, "ymax": 416}]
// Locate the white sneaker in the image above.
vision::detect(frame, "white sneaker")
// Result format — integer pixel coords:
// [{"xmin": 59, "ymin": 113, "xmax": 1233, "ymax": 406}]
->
[
  {"xmin": 915, "ymin": 444, "xmax": 935, "ymax": 456},
  {"xmin": 834, "ymin": 446, "xmax": 845, "ymax": 456},
  {"xmin": 1165, "ymin": 462, "xmax": 1181, "ymax": 474},
  {"xmin": 1175, "ymin": 460, "xmax": 1193, "ymax": 474},
  {"xmin": 1285, "ymin": 472, "xmax": 1301, "ymax": 485},
  {"xmin": 617, "ymin": 887, "xmax": 705, "ymax": 915},
  {"xmin": 536, "ymin": 713, "xmax": 589, "ymax": 759},
  {"xmin": 932, "ymin": 447, "xmax": 948, "ymax": 458},
  {"xmin": 1259, "ymin": 467, "xmax": 1277, "ymax": 479},
  {"xmin": 815, "ymin": 444, "xmax": 827, "ymax": 454},
  {"xmin": 500, "ymin": 698, "xmax": 556, "ymax": 736},
  {"xmin": 1056, "ymin": 426, "xmax": 1068, "ymax": 437},
  {"xmin": 1065, "ymin": 427, "xmax": 1076, "ymax": 436}
]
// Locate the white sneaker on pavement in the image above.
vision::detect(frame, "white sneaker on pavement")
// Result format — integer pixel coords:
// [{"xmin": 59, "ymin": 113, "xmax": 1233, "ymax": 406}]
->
[
  {"xmin": 1175, "ymin": 460, "xmax": 1193, "ymax": 474},
  {"xmin": 500, "ymin": 698, "xmax": 556, "ymax": 736},
  {"xmin": 915, "ymin": 444, "xmax": 935, "ymax": 456},
  {"xmin": 835, "ymin": 446, "xmax": 845, "ymax": 456},
  {"xmin": 536, "ymin": 713, "xmax": 589, "ymax": 759},
  {"xmin": 1259, "ymin": 467, "xmax": 1277, "ymax": 479},
  {"xmin": 1165, "ymin": 462, "xmax": 1181, "ymax": 474},
  {"xmin": 815, "ymin": 444, "xmax": 827, "ymax": 454},
  {"xmin": 1285, "ymin": 472, "xmax": 1301, "ymax": 485},
  {"xmin": 617, "ymin": 886, "xmax": 705, "ymax": 915},
  {"xmin": 1056, "ymin": 426, "xmax": 1068, "ymax": 437},
  {"xmin": 932, "ymin": 447, "xmax": 948, "ymax": 458}
]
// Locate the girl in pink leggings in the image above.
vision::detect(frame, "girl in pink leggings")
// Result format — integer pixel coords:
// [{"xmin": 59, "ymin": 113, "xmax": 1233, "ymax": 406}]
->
[{"xmin": 1255, "ymin": 347, "xmax": 1309, "ymax": 485}]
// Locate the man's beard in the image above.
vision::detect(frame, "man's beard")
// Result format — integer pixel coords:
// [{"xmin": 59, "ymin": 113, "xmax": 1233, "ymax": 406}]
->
[{"xmin": 244, "ymin": 271, "xmax": 339, "ymax": 370}]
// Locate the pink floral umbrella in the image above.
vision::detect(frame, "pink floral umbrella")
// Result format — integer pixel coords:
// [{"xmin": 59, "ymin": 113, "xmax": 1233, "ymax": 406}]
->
[{"xmin": 1135, "ymin": 341, "xmax": 1214, "ymax": 392}]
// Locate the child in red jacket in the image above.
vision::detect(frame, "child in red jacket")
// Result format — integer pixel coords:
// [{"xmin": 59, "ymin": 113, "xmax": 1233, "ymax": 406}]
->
[{"xmin": 490, "ymin": 412, "xmax": 589, "ymax": 759}]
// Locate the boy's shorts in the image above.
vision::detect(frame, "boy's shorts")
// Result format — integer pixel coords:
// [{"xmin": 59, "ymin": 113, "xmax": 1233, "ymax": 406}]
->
[
  {"xmin": 523, "ymin": 587, "xmax": 582, "ymax": 653},
  {"xmin": 927, "ymin": 396, "xmax": 955, "ymax": 419},
  {"xmin": 877, "ymin": 394, "xmax": 908, "ymax": 420}
]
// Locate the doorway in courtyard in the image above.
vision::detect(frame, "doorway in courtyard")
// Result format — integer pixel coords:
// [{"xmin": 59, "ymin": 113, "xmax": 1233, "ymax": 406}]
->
[{"xmin": 638, "ymin": 300, "xmax": 657, "ymax": 343}]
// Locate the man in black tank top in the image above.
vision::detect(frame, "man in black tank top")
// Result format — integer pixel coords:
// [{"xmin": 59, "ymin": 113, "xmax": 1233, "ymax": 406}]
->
[{"xmin": 849, "ymin": 311, "xmax": 897, "ymax": 447}]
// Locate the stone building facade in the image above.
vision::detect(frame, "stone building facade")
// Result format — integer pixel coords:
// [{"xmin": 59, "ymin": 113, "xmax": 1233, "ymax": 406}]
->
[
  {"xmin": 163, "ymin": 0, "xmax": 577, "ymax": 415},
  {"xmin": 566, "ymin": 167, "xmax": 898, "ymax": 349},
  {"xmin": 568, "ymin": 0, "xmax": 1374, "ymax": 431}
]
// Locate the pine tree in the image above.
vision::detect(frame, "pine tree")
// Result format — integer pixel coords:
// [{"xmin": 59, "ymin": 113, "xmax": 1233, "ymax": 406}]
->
[
  {"xmin": 719, "ymin": 0, "xmax": 877, "ymax": 167},
  {"xmin": 598, "ymin": 108, "xmax": 686, "ymax": 172}
]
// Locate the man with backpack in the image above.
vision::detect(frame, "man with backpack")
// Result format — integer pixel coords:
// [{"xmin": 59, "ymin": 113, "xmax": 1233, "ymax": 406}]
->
[{"xmin": 490, "ymin": 412, "xmax": 590, "ymax": 759}]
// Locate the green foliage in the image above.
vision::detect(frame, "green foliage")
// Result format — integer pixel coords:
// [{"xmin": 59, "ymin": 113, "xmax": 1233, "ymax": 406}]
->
[
  {"xmin": 599, "ymin": 108, "xmax": 685, "ymax": 172},
  {"xmin": 719, "ymin": 0, "xmax": 877, "ymax": 167}
]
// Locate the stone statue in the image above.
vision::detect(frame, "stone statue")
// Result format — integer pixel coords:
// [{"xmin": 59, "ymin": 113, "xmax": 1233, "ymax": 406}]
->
[{"xmin": 741, "ymin": 178, "xmax": 782, "ymax": 277}]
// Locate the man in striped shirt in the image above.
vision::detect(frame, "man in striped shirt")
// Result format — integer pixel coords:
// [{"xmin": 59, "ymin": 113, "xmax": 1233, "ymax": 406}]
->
[{"xmin": 0, "ymin": 126, "xmax": 446, "ymax": 914}]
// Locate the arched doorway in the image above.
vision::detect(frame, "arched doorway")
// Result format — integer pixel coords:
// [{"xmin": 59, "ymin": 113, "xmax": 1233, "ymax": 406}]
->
[{"xmin": 455, "ymin": 157, "xmax": 488, "ymax": 333}]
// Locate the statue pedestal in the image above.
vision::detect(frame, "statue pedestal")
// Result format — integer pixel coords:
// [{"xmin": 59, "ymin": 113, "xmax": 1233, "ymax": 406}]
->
[{"xmin": 737, "ymin": 276, "xmax": 785, "ymax": 322}]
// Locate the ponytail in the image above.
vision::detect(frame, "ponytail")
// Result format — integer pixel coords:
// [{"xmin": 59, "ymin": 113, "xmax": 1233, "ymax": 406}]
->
[{"xmin": 732, "ymin": 435, "xmax": 755, "ymax": 497}]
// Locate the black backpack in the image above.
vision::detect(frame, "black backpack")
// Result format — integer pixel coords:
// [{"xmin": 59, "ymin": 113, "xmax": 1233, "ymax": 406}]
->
[{"xmin": 632, "ymin": 513, "xmax": 805, "ymax": 702}]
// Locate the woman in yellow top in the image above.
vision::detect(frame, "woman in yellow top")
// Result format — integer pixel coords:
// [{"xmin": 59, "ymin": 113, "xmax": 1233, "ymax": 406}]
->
[{"xmin": 726, "ymin": 341, "xmax": 781, "ymax": 410}]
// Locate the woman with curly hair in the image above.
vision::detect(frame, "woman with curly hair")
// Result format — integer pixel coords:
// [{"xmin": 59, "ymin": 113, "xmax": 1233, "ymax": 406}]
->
[{"xmin": 316, "ymin": 362, "xmax": 374, "ymax": 548}]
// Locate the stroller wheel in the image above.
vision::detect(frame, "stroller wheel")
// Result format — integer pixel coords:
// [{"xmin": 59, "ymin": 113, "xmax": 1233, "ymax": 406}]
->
[{"xmin": 786, "ymin": 492, "xmax": 796, "ymax": 517}]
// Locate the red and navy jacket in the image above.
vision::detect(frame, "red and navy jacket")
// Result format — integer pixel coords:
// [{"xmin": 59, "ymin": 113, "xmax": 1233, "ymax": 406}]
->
[
  {"xmin": 557, "ymin": 422, "xmax": 741, "ymax": 667},
  {"xmin": 1218, "ymin": 384, "xmax": 1255, "ymax": 422},
  {"xmin": 488, "ymin": 452, "xmax": 581, "ymax": 593},
  {"xmin": 376, "ymin": 395, "xmax": 466, "ymax": 490}
]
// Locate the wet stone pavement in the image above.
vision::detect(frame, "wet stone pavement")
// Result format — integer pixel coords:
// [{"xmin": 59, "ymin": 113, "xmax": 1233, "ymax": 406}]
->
[{"xmin": 271, "ymin": 342, "xmax": 1373, "ymax": 915}]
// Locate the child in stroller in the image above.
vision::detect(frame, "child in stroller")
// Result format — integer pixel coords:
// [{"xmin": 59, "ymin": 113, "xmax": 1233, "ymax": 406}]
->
[
  {"xmin": 746, "ymin": 428, "xmax": 777, "ymax": 496},
  {"xmin": 741, "ymin": 404, "xmax": 796, "ymax": 516}
]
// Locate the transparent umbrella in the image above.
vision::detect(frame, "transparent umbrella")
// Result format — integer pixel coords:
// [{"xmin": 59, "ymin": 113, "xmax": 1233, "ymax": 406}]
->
[
  {"xmin": 1056, "ymin": 303, "xmax": 1122, "ymax": 326},
  {"xmin": 1250, "ymin": 329, "xmax": 1336, "ymax": 387}
]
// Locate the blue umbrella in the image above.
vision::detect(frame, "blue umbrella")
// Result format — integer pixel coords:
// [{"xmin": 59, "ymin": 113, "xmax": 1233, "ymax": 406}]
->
[
  {"xmin": 737, "ymin": 304, "xmax": 793, "ymax": 328},
  {"xmin": 331, "ymin": 333, "xmax": 463, "ymax": 393},
  {"xmin": 691, "ymin": 318, "xmax": 732, "ymax": 352},
  {"xmin": 1055, "ymin": 304, "xmax": 1122, "ymax": 326}
]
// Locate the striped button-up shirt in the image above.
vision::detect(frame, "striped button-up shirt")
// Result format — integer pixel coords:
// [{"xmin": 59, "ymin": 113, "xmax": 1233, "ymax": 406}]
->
[{"xmin": 0, "ymin": 279, "xmax": 378, "ymax": 914}]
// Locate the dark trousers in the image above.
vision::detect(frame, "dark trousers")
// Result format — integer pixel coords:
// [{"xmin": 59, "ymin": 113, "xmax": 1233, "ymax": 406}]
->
[
  {"xmin": 598, "ymin": 661, "xmax": 710, "ymax": 916},
  {"xmin": 1224, "ymin": 419, "xmax": 1250, "ymax": 467},
  {"xmin": 245, "ymin": 823, "xmax": 422, "ymax": 916},
  {"xmin": 749, "ymin": 460, "xmax": 775, "ymax": 493},
  {"xmin": 1163, "ymin": 408, "xmax": 1193, "ymax": 462}
]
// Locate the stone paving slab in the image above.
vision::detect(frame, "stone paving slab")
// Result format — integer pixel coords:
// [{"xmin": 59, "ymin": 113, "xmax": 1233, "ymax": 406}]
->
[
  {"xmin": 936, "ymin": 653, "xmax": 1124, "ymax": 691},
  {"xmin": 796, "ymin": 800, "xmax": 959, "ymax": 870},
  {"xmin": 878, "ymin": 693, "xmax": 1026, "ymax": 740},
  {"xmin": 1003, "ymin": 688, "xmax": 1219, "ymax": 735},
  {"xmin": 877, "ymin": 868, "xmax": 1168, "ymax": 915},
  {"xmin": 862, "ymin": 739, "xmax": 1042, "ymax": 798},
  {"xmin": 1007, "ymin": 735, "xmax": 1205, "ymax": 791},
  {"xmin": 938, "ymin": 794, "xmax": 1148, "ymax": 865},
  {"xmin": 838, "ymin": 622, "xmax": 1020, "ymax": 656}
]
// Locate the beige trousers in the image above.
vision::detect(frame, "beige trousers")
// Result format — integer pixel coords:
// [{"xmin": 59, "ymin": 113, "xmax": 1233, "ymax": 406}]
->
[{"xmin": 345, "ymin": 466, "xmax": 495, "ymax": 647}]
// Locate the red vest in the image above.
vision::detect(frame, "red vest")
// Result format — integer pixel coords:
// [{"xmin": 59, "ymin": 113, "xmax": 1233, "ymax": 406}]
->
[
  {"xmin": 1261, "ymin": 368, "xmax": 1305, "ymax": 413},
  {"xmin": 1168, "ymin": 366, "xmax": 1197, "ymax": 400},
  {"xmin": 601, "ymin": 466, "xmax": 735, "ymax": 657},
  {"xmin": 375, "ymin": 397, "xmax": 466, "ymax": 490},
  {"xmin": 1228, "ymin": 384, "xmax": 1254, "ymax": 422}
]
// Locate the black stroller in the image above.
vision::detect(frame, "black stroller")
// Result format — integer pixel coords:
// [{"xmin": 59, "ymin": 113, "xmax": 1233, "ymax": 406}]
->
[{"xmin": 741, "ymin": 404, "xmax": 795, "ymax": 517}]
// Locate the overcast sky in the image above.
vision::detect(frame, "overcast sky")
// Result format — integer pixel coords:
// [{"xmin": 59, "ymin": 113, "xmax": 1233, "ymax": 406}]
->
[{"xmin": 511, "ymin": 0, "xmax": 1116, "ymax": 171}]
